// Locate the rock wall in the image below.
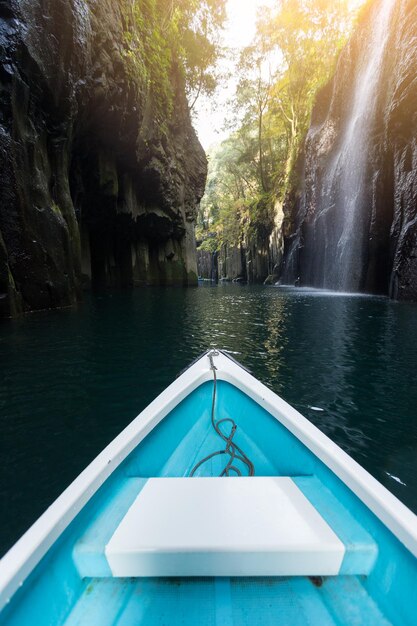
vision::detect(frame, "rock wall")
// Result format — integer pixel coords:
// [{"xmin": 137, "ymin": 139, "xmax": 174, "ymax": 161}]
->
[
  {"xmin": 280, "ymin": 0, "xmax": 417, "ymax": 299},
  {"xmin": 218, "ymin": 244, "xmax": 246, "ymax": 282},
  {"xmin": 196, "ymin": 244, "xmax": 245, "ymax": 282},
  {"xmin": 0, "ymin": 0, "xmax": 206, "ymax": 317},
  {"xmin": 196, "ymin": 236, "xmax": 280, "ymax": 284},
  {"xmin": 196, "ymin": 249, "xmax": 218, "ymax": 281}
]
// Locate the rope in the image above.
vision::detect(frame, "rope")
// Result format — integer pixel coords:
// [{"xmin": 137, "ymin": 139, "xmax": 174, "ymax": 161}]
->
[{"xmin": 190, "ymin": 352, "xmax": 255, "ymax": 477}]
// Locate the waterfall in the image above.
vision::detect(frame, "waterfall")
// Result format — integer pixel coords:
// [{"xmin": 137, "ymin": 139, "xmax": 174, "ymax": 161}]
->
[{"xmin": 300, "ymin": 0, "xmax": 396, "ymax": 292}]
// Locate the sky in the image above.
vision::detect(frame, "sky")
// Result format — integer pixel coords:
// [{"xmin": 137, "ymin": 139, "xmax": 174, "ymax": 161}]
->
[
  {"xmin": 193, "ymin": 0, "xmax": 366, "ymax": 151},
  {"xmin": 193, "ymin": 0, "xmax": 274, "ymax": 150}
]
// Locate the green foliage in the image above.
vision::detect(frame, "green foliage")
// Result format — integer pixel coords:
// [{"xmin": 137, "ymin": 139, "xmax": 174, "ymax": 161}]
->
[
  {"xmin": 255, "ymin": 0, "xmax": 353, "ymax": 186},
  {"xmin": 122, "ymin": 0, "xmax": 226, "ymax": 125},
  {"xmin": 122, "ymin": 0, "xmax": 174, "ymax": 125},
  {"xmin": 247, "ymin": 194, "xmax": 276, "ymax": 240},
  {"xmin": 198, "ymin": 137, "xmax": 275, "ymax": 251},
  {"xmin": 173, "ymin": 0, "xmax": 226, "ymax": 107},
  {"xmin": 199, "ymin": 0, "xmax": 357, "ymax": 253},
  {"xmin": 197, "ymin": 235, "xmax": 219, "ymax": 253}
]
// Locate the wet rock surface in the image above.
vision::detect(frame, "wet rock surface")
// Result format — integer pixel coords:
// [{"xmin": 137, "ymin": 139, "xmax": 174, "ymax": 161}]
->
[
  {"xmin": 197, "ymin": 241, "xmax": 272, "ymax": 284},
  {"xmin": 280, "ymin": 0, "xmax": 417, "ymax": 299},
  {"xmin": 0, "ymin": 0, "xmax": 206, "ymax": 317}
]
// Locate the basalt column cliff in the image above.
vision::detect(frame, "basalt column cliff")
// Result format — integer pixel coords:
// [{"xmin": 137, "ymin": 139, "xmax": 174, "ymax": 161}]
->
[
  {"xmin": 280, "ymin": 0, "xmax": 417, "ymax": 299},
  {"xmin": 0, "ymin": 0, "xmax": 207, "ymax": 317}
]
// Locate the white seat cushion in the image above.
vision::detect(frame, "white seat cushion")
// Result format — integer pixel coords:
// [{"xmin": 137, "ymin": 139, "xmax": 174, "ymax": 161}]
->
[{"xmin": 105, "ymin": 477, "xmax": 345, "ymax": 576}]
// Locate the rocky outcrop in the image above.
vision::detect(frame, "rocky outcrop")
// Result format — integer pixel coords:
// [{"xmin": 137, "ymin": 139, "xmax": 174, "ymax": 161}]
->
[
  {"xmin": 196, "ymin": 244, "xmax": 246, "ymax": 282},
  {"xmin": 218, "ymin": 244, "xmax": 246, "ymax": 282},
  {"xmin": 0, "ymin": 0, "xmax": 206, "ymax": 317},
  {"xmin": 196, "ymin": 249, "xmax": 218, "ymax": 281},
  {"xmin": 196, "ymin": 238, "xmax": 279, "ymax": 284},
  {"xmin": 280, "ymin": 0, "xmax": 417, "ymax": 299},
  {"xmin": 197, "ymin": 196, "xmax": 284, "ymax": 284}
]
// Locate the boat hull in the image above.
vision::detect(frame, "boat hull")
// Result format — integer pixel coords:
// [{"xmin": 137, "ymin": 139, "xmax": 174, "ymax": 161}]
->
[{"xmin": 0, "ymin": 351, "xmax": 416, "ymax": 625}]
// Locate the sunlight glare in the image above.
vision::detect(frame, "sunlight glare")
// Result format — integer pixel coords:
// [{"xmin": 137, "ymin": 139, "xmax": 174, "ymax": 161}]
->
[{"xmin": 194, "ymin": 0, "xmax": 368, "ymax": 150}]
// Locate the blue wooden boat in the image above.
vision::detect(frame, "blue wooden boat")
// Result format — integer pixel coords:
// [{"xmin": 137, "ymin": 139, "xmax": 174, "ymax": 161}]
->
[{"xmin": 0, "ymin": 350, "xmax": 416, "ymax": 625}]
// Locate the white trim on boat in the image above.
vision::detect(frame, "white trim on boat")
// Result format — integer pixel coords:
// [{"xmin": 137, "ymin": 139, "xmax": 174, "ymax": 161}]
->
[
  {"xmin": 0, "ymin": 350, "xmax": 417, "ymax": 609},
  {"xmin": 0, "ymin": 364, "xmax": 211, "ymax": 609},
  {"xmin": 217, "ymin": 355, "xmax": 417, "ymax": 558}
]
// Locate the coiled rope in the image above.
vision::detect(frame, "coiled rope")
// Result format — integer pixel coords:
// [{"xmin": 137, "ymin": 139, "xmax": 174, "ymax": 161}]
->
[{"xmin": 190, "ymin": 351, "xmax": 255, "ymax": 477}]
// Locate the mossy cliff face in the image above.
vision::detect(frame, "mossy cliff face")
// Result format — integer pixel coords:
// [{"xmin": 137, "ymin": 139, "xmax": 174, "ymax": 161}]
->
[
  {"xmin": 280, "ymin": 0, "xmax": 417, "ymax": 299},
  {"xmin": 0, "ymin": 0, "xmax": 206, "ymax": 317}
]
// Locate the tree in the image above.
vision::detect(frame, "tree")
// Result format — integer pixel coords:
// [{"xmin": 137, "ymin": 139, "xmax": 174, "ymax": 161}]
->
[
  {"xmin": 198, "ymin": 0, "xmax": 356, "ymax": 255},
  {"xmin": 125, "ymin": 0, "xmax": 226, "ymax": 121},
  {"xmin": 257, "ymin": 0, "xmax": 351, "ymax": 185},
  {"xmin": 154, "ymin": 0, "xmax": 226, "ymax": 109}
]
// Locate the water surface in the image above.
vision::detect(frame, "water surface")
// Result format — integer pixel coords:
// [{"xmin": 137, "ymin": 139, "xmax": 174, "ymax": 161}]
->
[{"xmin": 1, "ymin": 285, "xmax": 417, "ymax": 555}]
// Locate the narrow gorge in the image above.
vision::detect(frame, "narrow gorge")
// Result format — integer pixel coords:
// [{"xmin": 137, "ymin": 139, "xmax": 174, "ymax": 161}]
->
[
  {"xmin": 280, "ymin": 0, "xmax": 417, "ymax": 299},
  {"xmin": 3, "ymin": 0, "xmax": 417, "ymax": 316},
  {"xmin": 0, "ymin": 0, "xmax": 207, "ymax": 318}
]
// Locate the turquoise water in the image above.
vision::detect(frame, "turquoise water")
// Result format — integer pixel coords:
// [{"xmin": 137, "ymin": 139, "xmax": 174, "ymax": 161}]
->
[{"xmin": 1, "ymin": 285, "xmax": 417, "ymax": 556}]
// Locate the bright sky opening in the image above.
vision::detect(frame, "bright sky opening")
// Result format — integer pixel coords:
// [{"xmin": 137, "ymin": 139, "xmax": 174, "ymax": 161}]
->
[{"xmin": 194, "ymin": 0, "xmax": 367, "ymax": 151}]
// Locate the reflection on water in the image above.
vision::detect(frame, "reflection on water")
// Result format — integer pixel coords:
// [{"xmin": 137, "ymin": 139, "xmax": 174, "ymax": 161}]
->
[{"xmin": 1, "ymin": 284, "xmax": 417, "ymax": 555}]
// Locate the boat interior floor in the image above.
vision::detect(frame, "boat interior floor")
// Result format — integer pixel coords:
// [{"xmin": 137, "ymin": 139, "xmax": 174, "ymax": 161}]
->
[
  {"xmin": 63, "ymin": 576, "xmax": 390, "ymax": 626},
  {"xmin": 64, "ymin": 472, "xmax": 386, "ymax": 625},
  {"xmin": 10, "ymin": 380, "xmax": 402, "ymax": 626}
]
